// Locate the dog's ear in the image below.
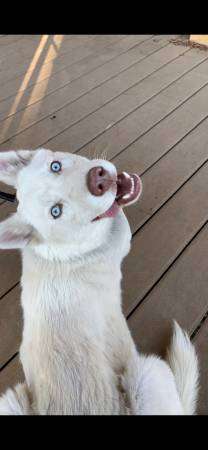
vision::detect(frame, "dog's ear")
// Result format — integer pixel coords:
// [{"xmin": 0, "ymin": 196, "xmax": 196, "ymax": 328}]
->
[
  {"xmin": 0, "ymin": 150, "xmax": 34, "ymax": 187},
  {"xmin": 0, "ymin": 213, "xmax": 34, "ymax": 249}
]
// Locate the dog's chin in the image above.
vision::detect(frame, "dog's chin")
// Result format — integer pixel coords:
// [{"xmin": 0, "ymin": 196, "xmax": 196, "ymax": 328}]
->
[{"xmin": 92, "ymin": 172, "xmax": 142, "ymax": 222}]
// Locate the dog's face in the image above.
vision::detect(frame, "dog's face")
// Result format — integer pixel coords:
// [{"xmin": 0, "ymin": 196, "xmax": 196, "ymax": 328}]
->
[{"xmin": 0, "ymin": 149, "xmax": 142, "ymax": 260}]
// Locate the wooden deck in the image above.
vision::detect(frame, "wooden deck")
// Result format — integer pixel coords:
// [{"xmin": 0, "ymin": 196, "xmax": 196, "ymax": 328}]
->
[{"xmin": 0, "ymin": 34, "xmax": 208, "ymax": 415}]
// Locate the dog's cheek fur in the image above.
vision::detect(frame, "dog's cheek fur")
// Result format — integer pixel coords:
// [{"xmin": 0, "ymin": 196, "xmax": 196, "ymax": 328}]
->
[{"xmin": 0, "ymin": 214, "xmax": 33, "ymax": 249}]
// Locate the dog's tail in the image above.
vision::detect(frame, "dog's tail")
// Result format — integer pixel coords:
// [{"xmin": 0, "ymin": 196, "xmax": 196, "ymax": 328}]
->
[
  {"xmin": 0, "ymin": 383, "xmax": 32, "ymax": 415},
  {"xmin": 167, "ymin": 321, "xmax": 199, "ymax": 415}
]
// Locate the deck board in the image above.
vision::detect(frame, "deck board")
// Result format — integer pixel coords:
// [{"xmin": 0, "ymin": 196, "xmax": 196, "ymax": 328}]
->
[
  {"xmin": 0, "ymin": 36, "xmax": 124, "ymax": 86},
  {"xmin": 0, "ymin": 36, "xmax": 103, "ymax": 73},
  {"xmin": 0, "ymin": 37, "xmax": 169, "ymax": 124},
  {"xmin": 122, "ymin": 161, "xmax": 208, "ymax": 315},
  {"xmin": 127, "ymin": 223, "xmax": 208, "ymax": 355},
  {"xmin": 0, "ymin": 356, "xmax": 24, "ymax": 395},
  {"xmin": 0, "ymin": 36, "xmax": 146, "ymax": 104},
  {"xmin": 0, "ymin": 45, "xmax": 205, "ymax": 151},
  {"xmin": 0, "ymin": 203, "xmax": 20, "ymax": 298},
  {"xmin": 48, "ymin": 49, "xmax": 208, "ymax": 154},
  {"xmin": 120, "ymin": 113, "xmax": 208, "ymax": 232},
  {"xmin": 76, "ymin": 54, "xmax": 208, "ymax": 159},
  {"xmin": 0, "ymin": 286, "xmax": 22, "ymax": 368},
  {"xmin": 0, "ymin": 36, "xmax": 174, "ymax": 146},
  {"xmin": 0, "ymin": 35, "xmax": 208, "ymax": 414},
  {"xmin": 0, "ymin": 35, "xmax": 26, "ymax": 47},
  {"xmin": 0, "ymin": 38, "xmax": 167, "ymax": 124},
  {"xmin": 112, "ymin": 83, "xmax": 208, "ymax": 177},
  {"xmin": 0, "ymin": 35, "xmax": 44, "ymax": 59}
]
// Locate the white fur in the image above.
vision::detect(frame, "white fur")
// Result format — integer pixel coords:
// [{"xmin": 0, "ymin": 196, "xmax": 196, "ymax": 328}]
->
[
  {"xmin": 167, "ymin": 321, "xmax": 199, "ymax": 415},
  {"xmin": 0, "ymin": 149, "xmax": 199, "ymax": 415},
  {"xmin": 0, "ymin": 383, "xmax": 31, "ymax": 415}
]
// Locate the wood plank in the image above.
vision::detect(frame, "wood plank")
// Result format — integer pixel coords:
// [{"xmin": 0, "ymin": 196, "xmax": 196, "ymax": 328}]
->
[
  {"xmin": 0, "ymin": 356, "xmax": 24, "ymax": 396},
  {"xmin": 0, "ymin": 35, "xmax": 119, "ymax": 86},
  {"xmin": 117, "ymin": 110, "xmax": 208, "ymax": 233},
  {"xmin": 0, "ymin": 35, "xmax": 43, "ymax": 59},
  {"xmin": 0, "ymin": 36, "xmax": 74, "ymax": 74},
  {"xmin": 76, "ymin": 49, "xmax": 208, "ymax": 162},
  {"xmin": 193, "ymin": 319, "xmax": 208, "ymax": 415},
  {"xmin": 0, "ymin": 36, "xmax": 162, "ymax": 122},
  {"xmin": 122, "ymin": 160, "xmax": 208, "ymax": 316},
  {"xmin": 0, "ymin": 35, "xmax": 97, "ymax": 70},
  {"xmin": 0, "ymin": 36, "xmax": 125, "ymax": 66},
  {"xmin": 47, "ymin": 48, "xmax": 208, "ymax": 156},
  {"xmin": 0, "ymin": 44, "xmax": 204, "ymax": 151},
  {"xmin": 111, "ymin": 81, "xmax": 208, "ymax": 178},
  {"xmin": 0, "ymin": 35, "xmax": 26, "ymax": 47},
  {"xmin": 0, "ymin": 202, "xmax": 20, "ymax": 298},
  {"xmin": 127, "ymin": 222, "xmax": 208, "ymax": 356},
  {"xmin": 0, "ymin": 36, "xmax": 173, "ymax": 145},
  {"xmin": 0, "ymin": 35, "xmax": 129, "ymax": 90},
  {"xmin": 0, "ymin": 286, "xmax": 22, "ymax": 369},
  {"xmin": 0, "ymin": 182, "xmax": 15, "ymax": 195},
  {"xmin": 0, "ymin": 35, "xmax": 144, "ymax": 104}
]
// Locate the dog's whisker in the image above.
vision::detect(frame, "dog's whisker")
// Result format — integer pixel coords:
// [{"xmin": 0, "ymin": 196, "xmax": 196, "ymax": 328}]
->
[
  {"xmin": 99, "ymin": 145, "xmax": 110, "ymax": 161},
  {"xmin": 100, "ymin": 150, "xmax": 106, "ymax": 160},
  {"xmin": 88, "ymin": 147, "xmax": 94, "ymax": 160},
  {"xmin": 88, "ymin": 146, "xmax": 96, "ymax": 160},
  {"xmin": 92, "ymin": 147, "xmax": 98, "ymax": 160}
]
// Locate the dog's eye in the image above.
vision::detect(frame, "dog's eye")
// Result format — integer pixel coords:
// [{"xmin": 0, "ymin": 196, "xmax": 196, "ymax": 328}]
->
[
  {"xmin": 50, "ymin": 161, "xmax": 62, "ymax": 173},
  {"xmin": 51, "ymin": 203, "xmax": 63, "ymax": 219}
]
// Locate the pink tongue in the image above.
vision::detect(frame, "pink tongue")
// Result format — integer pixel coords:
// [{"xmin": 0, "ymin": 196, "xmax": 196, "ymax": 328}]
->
[
  {"xmin": 93, "ymin": 201, "xmax": 120, "ymax": 221},
  {"xmin": 103, "ymin": 201, "xmax": 120, "ymax": 218}
]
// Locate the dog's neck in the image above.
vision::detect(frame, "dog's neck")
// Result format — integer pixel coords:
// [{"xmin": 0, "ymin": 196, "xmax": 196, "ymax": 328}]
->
[
  {"xmin": 20, "ymin": 212, "xmax": 131, "ymax": 312},
  {"xmin": 21, "ymin": 210, "xmax": 131, "ymax": 274},
  {"xmin": 27, "ymin": 217, "xmax": 113, "ymax": 263}
]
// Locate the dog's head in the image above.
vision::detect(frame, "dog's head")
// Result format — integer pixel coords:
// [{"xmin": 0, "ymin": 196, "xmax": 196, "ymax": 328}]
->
[{"xmin": 0, "ymin": 149, "xmax": 142, "ymax": 260}]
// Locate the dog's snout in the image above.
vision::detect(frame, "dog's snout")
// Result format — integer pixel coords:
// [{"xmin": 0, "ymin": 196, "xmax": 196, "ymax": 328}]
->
[{"xmin": 87, "ymin": 166, "xmax": 114, "ymax": 196}]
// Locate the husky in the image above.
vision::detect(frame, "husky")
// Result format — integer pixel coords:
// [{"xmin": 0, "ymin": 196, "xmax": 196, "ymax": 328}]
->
[{"xmin": 0, "ymin": 149, "xmax": 199, "ymax": 415}]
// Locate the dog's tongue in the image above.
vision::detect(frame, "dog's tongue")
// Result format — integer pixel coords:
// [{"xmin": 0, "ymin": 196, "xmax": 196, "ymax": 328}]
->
[{"xmin": 94, "ymin": 172, "xmax": 142, "ymax": 221}]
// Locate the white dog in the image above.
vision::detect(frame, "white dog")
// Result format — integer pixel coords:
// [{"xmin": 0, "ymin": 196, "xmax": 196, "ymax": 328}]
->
[{"xmin": 0, "ymin": 149, "xmax": 199, "ymax": 415}]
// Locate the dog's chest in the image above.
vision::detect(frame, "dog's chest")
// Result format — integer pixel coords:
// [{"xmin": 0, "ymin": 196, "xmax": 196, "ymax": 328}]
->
[
  {"xmin": 19, "ymin": 248, "xmax": 127, "ymax": 414},
  {"xmin": 21, "ymin": 316, "xmax": 126, "ymax": 414},
  {"xmin": 20, "ymin": 280, "xmax": 126, "ymax": 414}
]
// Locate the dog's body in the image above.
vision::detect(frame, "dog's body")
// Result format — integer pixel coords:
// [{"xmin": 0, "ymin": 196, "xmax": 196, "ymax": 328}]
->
[{"xmin": 0, "ymin": 149, "xmax": 199, "ymax": 415}]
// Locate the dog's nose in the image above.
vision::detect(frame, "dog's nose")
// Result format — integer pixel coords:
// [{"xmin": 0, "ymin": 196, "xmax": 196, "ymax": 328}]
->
[{"xmin": 87, "ymin": 166, "xmax": 114, "ymax": 196}]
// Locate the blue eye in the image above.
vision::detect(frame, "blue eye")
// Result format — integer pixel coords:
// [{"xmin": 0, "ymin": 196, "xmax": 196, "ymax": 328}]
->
[
  {"xmin": 51, "ymin": 203, "xmax": 63, "ymax": 219},
  {"xmin": 51, "ymin": 161, "xmax": 62, "ymax": 173}
]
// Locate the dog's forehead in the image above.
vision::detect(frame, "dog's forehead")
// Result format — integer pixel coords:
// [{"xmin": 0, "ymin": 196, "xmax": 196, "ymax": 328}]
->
[
  {"xmin": 31, "ymin": 149, "xmax": 87, "ymax": 167},
  {"xmin": 17, "ymin": 149, "xmax": 92, "ymax": 202}
]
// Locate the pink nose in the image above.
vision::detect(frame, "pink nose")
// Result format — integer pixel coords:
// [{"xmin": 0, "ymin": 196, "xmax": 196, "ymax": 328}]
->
[{"xmin": 87, "ymin": 166, "xmax": 114, "ymax": 196}]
